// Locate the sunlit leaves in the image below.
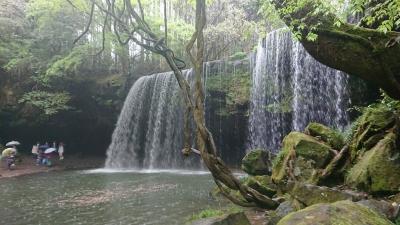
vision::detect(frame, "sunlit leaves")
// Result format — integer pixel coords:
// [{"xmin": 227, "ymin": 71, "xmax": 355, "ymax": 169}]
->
[
  {"xmin": 349, "ymin": 0, "xmax": 400, "ymax": 33},
  {"xmin": 306, "ymin": 32, "xmax": 318, "ymax": 41}
]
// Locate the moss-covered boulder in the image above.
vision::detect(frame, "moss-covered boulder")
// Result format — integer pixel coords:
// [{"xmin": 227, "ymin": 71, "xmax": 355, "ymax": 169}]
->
[
  {"xmin": 349, "ymin": 106, "xmax": 396, "ymax": 161},
  {"xmin": 272, "ymin": 132, "xmax": 334, "ymax": 183},
  {"xmin": 267, "ymin": 200, "xmax": 304, "ymax": 225},
  {"xmin": 243, "ymin": 175, "xmax": 277, "ymax": 197},
  {"xmin": 242, "ymin": 149, "xmax": 272, "ymax": 175},
  {"xmin": 287, "ymin": 182, "xmax": 365, "ymax": 206},
  {"xmin": 346, "ymin": 132, "xmax": 400, "ymax": 193},
  {"xmin": 277, "ymin": 200, "xmax": 394, "ymax": 225},
  {"xmin": 305, "ymin": 122, "xmax": 345, "ymax": 149},
  {"xmin": 357, "ymin": 199, "xmax": 400, "ymax": 221}
]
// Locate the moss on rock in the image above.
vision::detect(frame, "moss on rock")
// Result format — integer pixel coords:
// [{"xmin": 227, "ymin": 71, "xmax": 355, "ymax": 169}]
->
[
  {"xmin": 346, "ymin": 132, "xmax": 400, "ymax": 193},
  {"xmin": 288, "ymin": 182, "xmax": 364, "ymax": 206},
  {"xmin": 305, "ymin": 122, "xmax": 345, "ymax": 150},
  {"xmin": 241, "ymin": 149, "xmax": 272, "ymax": 175},
  {"xmin": 349, "ymin": 106, "xmax": 396, "ymax": 161},
  {"xmin": 277, "ymin": 200, "xmax": 394, "ymax": 225},
  {"xmin": 272, "ymin": 132, "xmax": 334, "ymax": 183},
  {"xmin": 243, "ymin": 175, "xmax": 277, "ymax": 197}
]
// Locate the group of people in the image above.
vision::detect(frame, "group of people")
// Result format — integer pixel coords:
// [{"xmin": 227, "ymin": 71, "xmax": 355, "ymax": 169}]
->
[{"xmin": 31, "ymin": 142, "xmax": 65, "ymax": 167}]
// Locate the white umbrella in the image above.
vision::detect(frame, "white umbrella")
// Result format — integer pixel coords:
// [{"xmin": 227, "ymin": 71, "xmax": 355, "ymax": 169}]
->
[
  {"xmin": 6, "ymin": 141, "xmax": 21, "ymax": 147},
  {"xmin": 44, "ymin": 148, "xmax": 57, "ymax": 154}
]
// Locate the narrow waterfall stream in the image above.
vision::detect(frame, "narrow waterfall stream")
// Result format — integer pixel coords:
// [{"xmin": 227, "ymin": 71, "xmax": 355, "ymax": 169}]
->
[{"xmin": 247, "ymin": 29, "xmax": 350, "ymax": 154}]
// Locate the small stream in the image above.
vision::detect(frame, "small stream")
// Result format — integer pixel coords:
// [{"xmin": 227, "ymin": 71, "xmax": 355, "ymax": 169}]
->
[{"xmin": 0, "ymin": 170, "xmax": 220, "ymax": 225}]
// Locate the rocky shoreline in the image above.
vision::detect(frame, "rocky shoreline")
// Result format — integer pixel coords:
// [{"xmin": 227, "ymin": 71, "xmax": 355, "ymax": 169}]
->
[{"xmin": 192, "ymin": 99, "xmax": 400, "ymax": 225}]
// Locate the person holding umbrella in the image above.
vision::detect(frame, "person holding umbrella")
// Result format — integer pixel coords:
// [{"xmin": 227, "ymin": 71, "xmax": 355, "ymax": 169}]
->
[
  {"xmin": 2, "ymin": 148, "xmax": 16, "ymax": 170},
  {"xmin": 5, "ymin": 141, "xmax": 20, "ymax": 165},
  {"xmin": 37, "ymin": 144, "xmax": 47, "ymax": 165},
  {"xmin": 43, "ymin": 147, "xmax": 57, "ymax": 167}
]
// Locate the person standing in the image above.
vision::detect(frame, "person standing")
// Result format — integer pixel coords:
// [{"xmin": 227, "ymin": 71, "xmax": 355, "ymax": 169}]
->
[
  {"xmin": 58, "ymin": 142, "xmax": 64, "ymax": 160},
  {"xmin": 36, "ymin": 149, "xmax": 43, "ymax": 165},
  {"xmin": 32, "ymin": 142, "xmax": 39, "ymax": 159}
]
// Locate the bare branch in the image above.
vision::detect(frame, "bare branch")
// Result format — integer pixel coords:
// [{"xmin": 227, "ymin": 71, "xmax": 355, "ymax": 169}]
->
[{"xmin": 73, "ymin": 2, "xmax": 95, "ymax": 44}]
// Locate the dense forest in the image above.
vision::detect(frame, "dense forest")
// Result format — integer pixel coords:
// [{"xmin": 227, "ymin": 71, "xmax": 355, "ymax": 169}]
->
[
  {"xmin": 0, "ymin": 0, "xmax": 264, "ymax": 154},
  {"xmin": 0, "ymin": 0, "xmax": 400, "ymax": 224}
]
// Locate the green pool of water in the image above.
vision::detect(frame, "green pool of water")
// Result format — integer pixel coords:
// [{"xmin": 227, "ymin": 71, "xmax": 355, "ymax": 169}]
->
[{"xmin": 0, "ymin": 169, "xmax": 221, "ymax": 225}]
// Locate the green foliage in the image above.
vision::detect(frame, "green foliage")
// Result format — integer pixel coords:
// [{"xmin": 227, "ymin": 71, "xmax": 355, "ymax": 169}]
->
[
  {"xmin": 350, "ymin": 0, "xmax": 400, "ymax": 33},
  {"xmin": 260, "ymin": 0, "xmax": 400, "ymax": 43},
  {"xmin": 39, "ymin": 45, "xmax": 91, "ymax": 85},
  {"xmin": 186, "ymin": 205, "xmax": 242, "ymax": 223},
  {"xmin": 188, "ymin": 208, "xmax": 225, "ymax": 221},
  {"xmin": 206, "ymin": 70, "xmax": 251, "ymax": 116},
  {"xmin": 3, "ymin": 48, "xmax": 36, "ymax": 76},
  {"xmin": 229, "ymin": 52, "xmax": 248, "ymax": 61},
  {"xmin": 18, "ymin": 91, "xmax": 72, "ymax": 115},
  {"xmin": 205, "ymin": 0, "xmax": 258, "ymax": 60},
  {"xmin": 265, "ymin": 94, "xmax": 293, "ymax": 113},
  {"xmin": 380, "ymin": 91, "xmax": 400, "ymax": 111},
  {"xmin": 344, "ymin": 90, "xmax": 400, "ymax": 144}
]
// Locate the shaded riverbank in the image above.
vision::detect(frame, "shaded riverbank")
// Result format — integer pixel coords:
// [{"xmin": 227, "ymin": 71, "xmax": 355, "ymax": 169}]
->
[{"xmin": 0, "ymin": 155, "xmax": 105, "ymax": 179}]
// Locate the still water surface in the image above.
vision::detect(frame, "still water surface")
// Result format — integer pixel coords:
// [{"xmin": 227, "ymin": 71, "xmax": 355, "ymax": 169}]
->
[{"xmin": 0, "ymin": 169, "xmax": 220, "ymax": 225}]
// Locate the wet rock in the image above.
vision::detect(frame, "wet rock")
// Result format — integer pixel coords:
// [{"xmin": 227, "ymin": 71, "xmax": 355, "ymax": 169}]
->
[
  {"xmin": 305, "ymin": 122, "xmax": 345, "ymax": 149},
  {"xmin": 287, "ymin": 182, "xmax": 366, "ymax": 206},
  {"xmin": 277, "ymin": 200, "xmax": 394, "ymax": 225},
  {"xmin": 272, "ymin": 132, "xmax": 334, "ymax": 183},
  {"xmin": 349, "ymin": 106, "xmax": 396, "ymax": 161},
  {"xmin": 243, "ymin": 175, "xmax": 277, "ymax": 197},
  {"xmin": 242, "ymin": 149, "xmax": 272, "ymax": 175},
  {"xmin": 357, "ymin": 199, "xmax": 400, "ymax": 221},
  {"xmin": 346, "ymin": 132, "xmax": 400, "ymax": 193},
  {"xmin": 191, "ymin": 212, "xmax": 251, "ymax": 225},
  {"xmin": 267, "ymin": 200, "xmax": 301, "ymax": 225}
]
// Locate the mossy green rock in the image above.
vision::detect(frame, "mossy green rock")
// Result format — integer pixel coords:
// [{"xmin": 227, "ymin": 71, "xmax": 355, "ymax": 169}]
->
[
  {"xmin": 242, "ymin": 149, "xmax": 271, "ymax": 175},
  {"xmin": 305, "ymin": 122, "xmax": 344, "ymax": 149},
  {"xmin": 277, "ymin": 200, "xmax": 394, "ymax": 225},
  {"xmin": 288, "ymin": 182, "xmax": 365, "ymax": 206},
  {"xmin": 272, "ymin": 132, "xmax": 333, "ymax": 183},
  {"xmin": 346, "ymin": 132, "xmax": 400, "ymax": 193},
  {"xmin": 349, "ymin": 106, "xmax": 396, "ymax": 161},
  {"xmin": 243, "ymin": 176, "xmax": 276, "ymax": 197}
]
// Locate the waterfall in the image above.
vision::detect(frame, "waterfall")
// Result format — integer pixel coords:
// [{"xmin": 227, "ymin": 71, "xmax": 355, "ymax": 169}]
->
[
  {"xmin": 106, "ymin": 29, "xmax": 350, "ymax": 168},
  {"xmin": 247, "ymin": 29, "xmax": 350, "ymax": 154},
  {"xmin": 105, "ymin": 70, "xmax": 201, "ymax": 169},
  {"xmin": 106, "ymin": 58, "xmax": 252, "ymax": 169}
]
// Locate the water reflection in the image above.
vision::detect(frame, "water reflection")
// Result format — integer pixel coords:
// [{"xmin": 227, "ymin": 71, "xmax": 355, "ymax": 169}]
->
[{"xmin": 0, "ymin": 171, "xmax": 219, "ymax": 225}]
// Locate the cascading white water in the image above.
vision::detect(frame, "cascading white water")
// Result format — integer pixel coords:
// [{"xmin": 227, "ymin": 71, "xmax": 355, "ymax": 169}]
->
[
  {"xmin": 247, "ymin": 29, "xmax": 350, "ymax": 154},
  {"xmin": 105, "ymin": 70, "xmax": 200, "ymax": 169},
  {"xmin": 106, "ymin": 57, "xmax": 252, "ymax": 169}
]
